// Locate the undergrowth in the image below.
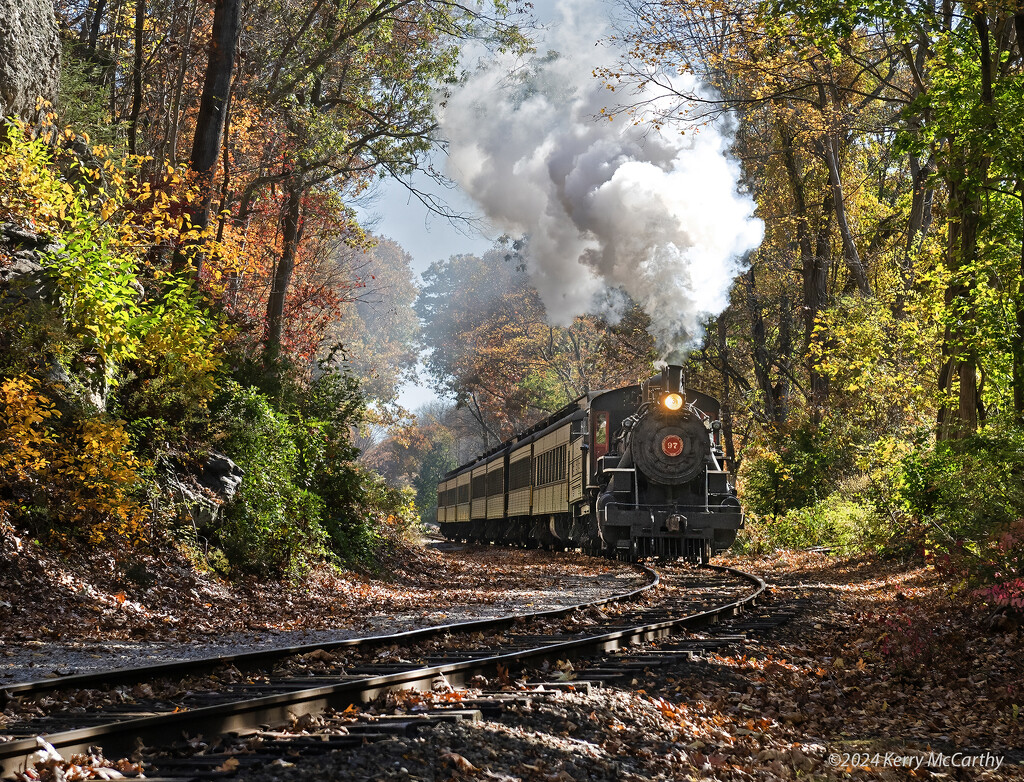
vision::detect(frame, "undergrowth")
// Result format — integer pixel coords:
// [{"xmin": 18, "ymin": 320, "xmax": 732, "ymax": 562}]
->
[{"xmin": 0, "ymin": 120, "xmax": 417, "ymax": 580}]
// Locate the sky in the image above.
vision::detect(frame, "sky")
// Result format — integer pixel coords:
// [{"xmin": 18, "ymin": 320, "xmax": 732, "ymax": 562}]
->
[
  {"xmin": 354, "ymin": 1, "xmax": 565, "ymax": 413},
  {"xmin": 354, "ymin": 177, "xmax": 493, "ymax": 278},
  {"xmin": 353, "ymin": 0, "xmax": 763, "ymax": 416},
  {"xmin": 352, "ymin": 161, "xmax": 493, "ymax": 412}
]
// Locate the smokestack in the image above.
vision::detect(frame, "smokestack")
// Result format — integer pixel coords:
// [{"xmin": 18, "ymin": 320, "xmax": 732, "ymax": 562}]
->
[{"xmin": 662, "ymin": 364, "xmax": 684, "ymax": 395}]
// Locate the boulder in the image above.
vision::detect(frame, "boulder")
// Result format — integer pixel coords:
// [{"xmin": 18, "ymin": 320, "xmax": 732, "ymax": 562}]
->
[
  {"xmin": 1, "ymin": 223, "xmax": 111, "ymax": 412},
  {"xmin": 197, "ymin": 452, "xmax": 245, "ymax": 501},
  {"xmin": 0, "ymin": 223, "xmax": 57, "ymax": 303},
  {"xmin": 168, "ymin": 482, "xmax": 222, "ymax": 529},
  {"xmin": 0, "ymin": 0, "xmax": 61, "ymax": 121},
  {"xmin": 161, "ymin": 451, "xmax": 246, "ymax": 529}
]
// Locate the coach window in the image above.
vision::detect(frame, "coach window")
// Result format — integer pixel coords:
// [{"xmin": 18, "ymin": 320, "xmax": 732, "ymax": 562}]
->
[
  {"xmin": 509, "ymin": 458, "xmax": 530, "ymax": 491},
  {"xmin": 472, "ymin": 473, "xmax": 486, "ymax": 499},
  {"xmin": 594, "ymin": 411, "xmax": 609, "ymax": 460},
  {"xmin": 487, "ymin": 469, "xmax": 503, "ymax": 495}
]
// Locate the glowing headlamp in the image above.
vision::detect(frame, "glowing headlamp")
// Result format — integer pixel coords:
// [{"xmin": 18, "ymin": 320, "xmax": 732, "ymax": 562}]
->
[{"xmin": 662, "ymin": 392, "xmax": 684, "ymax": 411}]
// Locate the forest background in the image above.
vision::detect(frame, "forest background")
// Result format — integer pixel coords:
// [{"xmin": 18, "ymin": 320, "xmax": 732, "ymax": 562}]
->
[{"xmin": 0, "ymin": 0, "xmax": 1022, "ymax": 614}]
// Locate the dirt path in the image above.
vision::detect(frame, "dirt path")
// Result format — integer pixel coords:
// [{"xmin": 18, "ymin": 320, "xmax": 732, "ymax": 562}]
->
[{"xmin": 0, "ymin": 542, "xmax": 645, "ymax": 684}]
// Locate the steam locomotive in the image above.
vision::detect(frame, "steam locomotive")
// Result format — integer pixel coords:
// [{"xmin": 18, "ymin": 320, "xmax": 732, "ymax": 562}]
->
[{"xmin": 436, "ymin": 365, "xmax": 743, "ymax": 561}]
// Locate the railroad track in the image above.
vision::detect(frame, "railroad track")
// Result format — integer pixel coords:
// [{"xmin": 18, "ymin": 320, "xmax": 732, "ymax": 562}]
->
[{"xmin": 0, "ymin": 561, "xmax": 767, "ymax": 780}]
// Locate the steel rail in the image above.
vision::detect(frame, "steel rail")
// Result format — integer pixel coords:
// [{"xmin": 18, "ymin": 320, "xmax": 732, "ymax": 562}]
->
[
  {"xmin": 1, "ymin": 564, "xmax": 659, "ymax": 698},
  {"xmin": 0, "ymin": 565, "xmax": 763, "ymax": 778}
]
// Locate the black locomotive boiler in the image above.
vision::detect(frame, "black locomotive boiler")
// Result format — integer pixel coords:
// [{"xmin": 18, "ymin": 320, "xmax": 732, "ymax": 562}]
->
[{"xmin": 436, "ymin": 365, "xmax": 743, "ymax": 561}]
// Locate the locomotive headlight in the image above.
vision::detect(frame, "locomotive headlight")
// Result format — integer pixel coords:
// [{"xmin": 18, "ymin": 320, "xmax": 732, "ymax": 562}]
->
[{"xmin": 662, "ymin": 392, "xmax": 684, "ymax": 411}]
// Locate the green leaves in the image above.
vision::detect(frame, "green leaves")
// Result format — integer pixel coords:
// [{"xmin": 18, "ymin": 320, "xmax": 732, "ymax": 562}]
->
[{"xmin": 45, "ymin": 233, "xmax": 142, "ymax": 372}]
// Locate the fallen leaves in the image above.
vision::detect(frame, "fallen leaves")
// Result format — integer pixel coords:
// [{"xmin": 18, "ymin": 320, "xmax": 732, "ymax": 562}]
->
[
  {"xmin": 212, "ymin": 757, "xmax": 239, "ymax": 773},
  {"xmin": 441, "ymin": 751, "xmax": 476, "ymax": 772},
  {"xmin": 15, "ymin": 740, "xmax": 144, "ymax": 781},
  {"xmin": 0, "ymin": 540, "xmax": 642, "ymax": 666}
]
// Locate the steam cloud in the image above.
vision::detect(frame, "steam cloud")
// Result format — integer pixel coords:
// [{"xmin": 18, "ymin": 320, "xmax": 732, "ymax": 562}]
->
[{"xmin": 437, "ymin": 1, "xmax": 763, "ymax": 360}]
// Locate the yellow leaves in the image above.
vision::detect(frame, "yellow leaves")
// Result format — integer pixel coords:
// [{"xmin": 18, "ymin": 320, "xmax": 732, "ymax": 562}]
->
[
  {"xmin": 48, "ymin": 417, "xmax": 148, "ymax": 542},
  {"xmin": 0, "ymin": 375, "xmax": 62, "ymax": 477},
  {"xmin": 0, "ymin": 373, "xmax": 147, "ymax": 543}
]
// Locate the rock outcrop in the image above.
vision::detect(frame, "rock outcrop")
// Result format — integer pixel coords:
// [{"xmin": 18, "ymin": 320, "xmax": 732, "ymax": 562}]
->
[
  {"xmin": 1, "ymin": 223, "xmax": 112, "ymax": 412},
  {"xmin": 0, "ymin": 222, "xmax": 58, "ymax": 302},
  {"xmin": 198, "ymin": 452, "xmax": 245, "ymax": 501},
  {"xmin": 0, "ymin": 0, "xmax": 61, "ymax": 121},
  {"xmin": 163, "ymin": 452, "xmax": 246, "ymax": 529}
]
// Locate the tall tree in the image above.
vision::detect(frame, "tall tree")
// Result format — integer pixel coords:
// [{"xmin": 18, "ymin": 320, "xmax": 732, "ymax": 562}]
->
[
  {"xmin": 417, "ymin": 250, "xmax": 655, "ymax": 441},
  {"xmin": 182, "ymin": 0, "xmax": 243, "ymax": 270}
]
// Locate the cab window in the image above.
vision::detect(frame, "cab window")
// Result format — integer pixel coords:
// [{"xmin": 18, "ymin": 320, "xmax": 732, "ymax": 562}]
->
[{"xmin": 593, "ymin": 411, "xmax": 609, "ymax": 459}]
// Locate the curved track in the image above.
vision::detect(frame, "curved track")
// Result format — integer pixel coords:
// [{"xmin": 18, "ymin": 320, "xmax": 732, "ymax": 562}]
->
[{"xmin": 0, "ymin": 562, "xmax": 764, "ymax": 779}]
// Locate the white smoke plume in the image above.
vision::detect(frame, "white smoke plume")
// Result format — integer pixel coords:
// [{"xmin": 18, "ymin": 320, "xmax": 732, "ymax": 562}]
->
[{"xmin": 438, "ymin": 0, "xmax": 763, "ymax": 360}]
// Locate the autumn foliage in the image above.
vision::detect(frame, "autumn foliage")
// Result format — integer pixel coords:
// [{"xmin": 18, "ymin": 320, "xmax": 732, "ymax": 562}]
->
[{"xmin": 0, "ymin": 118, "xmax": 415, "ymax": 575}]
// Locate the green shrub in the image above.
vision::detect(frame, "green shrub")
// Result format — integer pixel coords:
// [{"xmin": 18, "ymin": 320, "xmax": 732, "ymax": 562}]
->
[
  {"xmin": 739, "ymin": 417, "xmax": 857, "ymax": 518},
  {"xmin": 211, "ymin": 381, "xmax": 328, "ymax": 577},
  {"xmin": 294, "ymin": 371, "xmax": 377, "ymax": 563},
  {"xmin": 739, "ymin": 494, "xmax": 886, "ymax": 554},
  {"xmin": 207, "ymin": 372, "xmax": 402, "ymax": 576},
  {"xmin": 736, "ymin": 414, "xmax": 909, "ymax": 554},
  {"xmin": 882, "ymin": 426, "xmax": 1024, "ymax": 551},
  {"xmin": 411, "ymin": 428, "xmax": 456, "ymax": 526}
]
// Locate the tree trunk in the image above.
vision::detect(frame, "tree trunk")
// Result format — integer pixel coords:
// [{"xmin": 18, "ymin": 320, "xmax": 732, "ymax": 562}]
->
[
  {"xmin": 127, "ymin": 0, "xmax": 145, "ymax": 155},
  {"xmin": 1016, "ymin": 8, "xmax": 1024, "ymax": 66},
  {"xmin": 1014, "ymin": 183, "xmax": 1024, "ymax": 425},
  {"xmin": 822, "ymin": 133, "xmax": 871, "ymax": 295},
  {"xmin": 905, "ymin": 155, "xmax": 935, "ymax": 275},
  {"xmin": 717, "ymin": 316, "xmax": 737, "ymax": 474},
  {"xmin": 744, "ymin": 268, "xmax": 776, "ymax": 424},
  {"xmin": 86, "ymin": 0, "xmax": 107, "ymax": 59},
  {"xmin": 779, "ymin": 120, "xmax": 831, "ymax": 411},
  {"xmin": 808, "ymin": 192, "xmax": 835, "ymax": 414},
  {"xmin": 465, "ymin": 393, "xmax": 498, "ymax": 450},
  {"xmin": 938, "ymin": 13, "xmax": 995, "ymax": 440},
  {"xmin": 937, "ymin": 155, "xmax": 982, "ymax": 440},
  {"xmin": 215, "ymin": 93, "xmax": 234, "ymax": 243},
  {"xmin": 1014, "ymin": 10, "xmax": 1024, "ymax": 423},
  {"xmin": 264, "ymin": 183, "xmax": 304, "ymax": 368},
  {"xmin": 901, "ymin": 29, "xmax": 933, "ymax": 293},
  {"xmin": 181, "ymin": 0, "xmax": 243, "ymax": 271},
  {"xmin": 165, "ymin": 0, "xmax": 199, "ymax": 168},
  {"xmin": 777, "ymin": 252, "xmax": 793, "ymax": 421}
]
